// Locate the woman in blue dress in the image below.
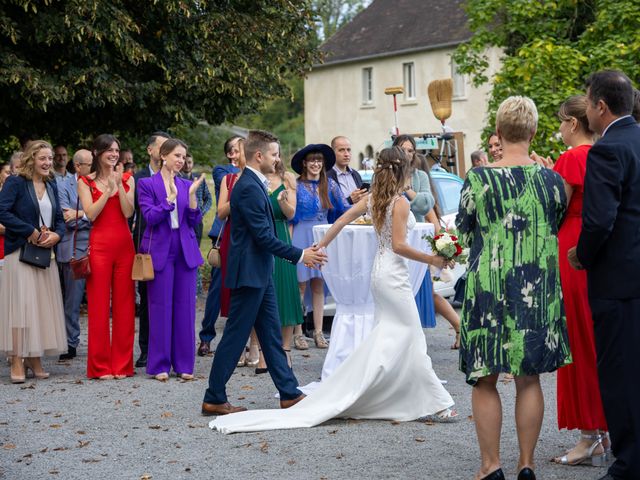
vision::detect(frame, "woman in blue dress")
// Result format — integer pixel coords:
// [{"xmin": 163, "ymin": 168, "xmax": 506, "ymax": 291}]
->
[{"xmin": 290, "ymin": 144, "xmax": 347, "ymax": 349}]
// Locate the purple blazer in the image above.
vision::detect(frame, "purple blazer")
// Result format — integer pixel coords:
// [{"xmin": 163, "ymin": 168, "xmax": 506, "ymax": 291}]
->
[{"xmin": 137, "ymin": 172, "xmax": 204, "ymax": 271}]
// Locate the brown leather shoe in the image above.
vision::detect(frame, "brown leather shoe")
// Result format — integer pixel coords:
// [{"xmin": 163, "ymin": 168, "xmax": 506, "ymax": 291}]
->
[
  {"xmin": 201, "ymin": 402, "xmax": 247, "ymax": 416},
  {"xmin": 280, "ymin": 394, "xmax": 306, "ymax": 409},
  {"xmin": 197, "ymin": 342, "xmax": 211, "ymax": 357}
]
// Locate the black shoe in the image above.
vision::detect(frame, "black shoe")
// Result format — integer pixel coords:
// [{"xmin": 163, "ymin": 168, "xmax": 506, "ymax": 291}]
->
[
  {"xmin": 58, "ymin": 346, "xmax": 77, "ymax": 361},
  {"xmin": 197, "ymin": 341, "xmax": 211, "ymax": 357},
  {"xmin": 517, "ymin": 468, "xmax": 535, "ymax": 480},
  {"xmin": 481, "ymin": 469, "xmax": 505, "ymax": 480},
  {"xmin": 135, "ymin": 353, "xmax": 147, "ymax": 368},
  {"xmin": 255, "ymin": 368, "xmax": 268, "ymax": 375}
]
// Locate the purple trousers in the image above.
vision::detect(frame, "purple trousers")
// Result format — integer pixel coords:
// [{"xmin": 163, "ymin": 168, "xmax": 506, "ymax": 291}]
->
[{"xmin": 146, "ymin": 229, "xmax": 197, "ymax": 375}]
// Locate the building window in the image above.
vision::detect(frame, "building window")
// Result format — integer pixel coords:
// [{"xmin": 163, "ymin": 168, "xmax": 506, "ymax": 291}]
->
[
  {"xmin": 451, "ymin": 59, "xmax": 466, "ymax": 99},
  {"xmin": 403, "ymin": 62, "xmax": 416, "ymax": 100},
  {"xmin": 362, "ymin": 67, "xmax": 373, "ymax": 105}
]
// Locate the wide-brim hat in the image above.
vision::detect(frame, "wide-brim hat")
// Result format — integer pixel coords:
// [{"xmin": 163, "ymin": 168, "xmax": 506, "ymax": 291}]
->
[{"xmin": 291, "ymin": 144, "xmax": 336, "ymax": 174}]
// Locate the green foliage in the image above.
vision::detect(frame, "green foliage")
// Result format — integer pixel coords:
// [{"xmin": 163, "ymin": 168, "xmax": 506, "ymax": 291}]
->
[
  {"xmin": 0, "ymin": 0, "xmax": 320, "ymax": 145},
  {"xmin": 453, "ymin": 0, "xmax": 640, "ymax": 156},
  {"xmin": 314, "ymin": 0, "xmax": 370, "ymax": 40}
]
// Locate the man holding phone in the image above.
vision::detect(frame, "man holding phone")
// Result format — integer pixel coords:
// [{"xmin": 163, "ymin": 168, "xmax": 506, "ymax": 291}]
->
[{"xmin": 327, "ymin": 136, "xmax": 366, "ymax": 206}]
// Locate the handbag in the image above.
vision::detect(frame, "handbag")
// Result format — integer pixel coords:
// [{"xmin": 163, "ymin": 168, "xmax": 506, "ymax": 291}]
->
[
  {"xmin": 19, "ymin": 243, "xmax": 52, "ymax": 269},
  {"xmin": 69, "ymin": 196, "xmax": 91, "ymax": 279},
  {"xmin": 132, "ymin": 222, "xmax": 154, "ymax": 281},
  {"xmin": 19, "ymin": 186, "xmax": 52, "ymax": 269},
  {"xmin": 207, "ymin": 220, "xmax": 226, "ymax": 268}
]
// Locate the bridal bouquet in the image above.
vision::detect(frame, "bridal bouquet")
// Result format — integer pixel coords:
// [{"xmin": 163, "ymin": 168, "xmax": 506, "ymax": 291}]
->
[{"xmin": 423, "ymin": 229, "xmax": 466, "ymax": 280}]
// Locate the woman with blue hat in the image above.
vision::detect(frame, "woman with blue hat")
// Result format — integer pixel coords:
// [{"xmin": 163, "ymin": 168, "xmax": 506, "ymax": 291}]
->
[{"xmin": 290, "ymin": 144, "xmax": 347, "ymax": 349}]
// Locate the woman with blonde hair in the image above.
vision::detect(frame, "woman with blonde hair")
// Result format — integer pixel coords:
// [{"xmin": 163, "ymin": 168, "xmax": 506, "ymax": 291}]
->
[
  {"xmin": 456, "ymin": 96, "xmax": 571, "ymax": 480},
  {"xmin": 0, "ymin": 141, "xmax": 67, "ymax": 383},
  {"xmin": 210, "ymin": 146, "xmax": 457, "ymax": 434}
]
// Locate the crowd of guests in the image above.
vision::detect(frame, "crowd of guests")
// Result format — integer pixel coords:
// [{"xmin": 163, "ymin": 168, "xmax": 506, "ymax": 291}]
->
[{"xmin": 0, "ymin": 68, "xmax": 639, "ymax": 480}]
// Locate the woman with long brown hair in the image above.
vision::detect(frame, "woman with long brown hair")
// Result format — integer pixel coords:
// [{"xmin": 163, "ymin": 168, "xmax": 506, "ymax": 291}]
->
[
  {"xmin": 0, "ymin": 141, "xmax": 67, "ymax": 382},
  {"xmin": 209, "ymin": 146, "xmax": 457, "ymax": 434},
  {"xmin": 78, "ymin": 134, "xmax": 136, "ymax": 380},
  {"xmin": 290, "ymin": 144, "xmax": 347, "ymax": 349}
]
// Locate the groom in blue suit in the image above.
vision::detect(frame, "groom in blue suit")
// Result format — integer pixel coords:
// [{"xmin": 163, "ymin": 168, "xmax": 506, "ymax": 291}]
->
[{"xmin": 202, "ymin": 130, "xmax": 327, "ymax": 416}]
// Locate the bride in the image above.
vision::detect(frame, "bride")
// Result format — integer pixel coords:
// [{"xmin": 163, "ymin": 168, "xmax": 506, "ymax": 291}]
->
[{"xmin": 210, "ymin": 146, "xmax": 457, "ymax": 434}]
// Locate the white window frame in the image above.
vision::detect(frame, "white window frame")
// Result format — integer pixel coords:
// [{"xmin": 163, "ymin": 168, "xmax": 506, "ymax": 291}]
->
[
  {"xmin": 362, "ymin": 67, "xmax": 373, "ymax": 105},
  {"xmin": 403, "ymin": 62, "xmax": 416, "ymax": 100},
  {"xmin": 451, "ymin": 59, "xmax": 467, "ymax": 100}
]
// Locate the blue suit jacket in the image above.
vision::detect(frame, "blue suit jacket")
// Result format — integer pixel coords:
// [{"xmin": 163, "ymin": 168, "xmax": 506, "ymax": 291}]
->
[
  {"xmin": 209, "ymin": 163, "xmax": 240, "ymax": 239},
  {"xmin": 577, "ymin": 116, "xmax": 640, "ymax": 299},
  {"xmin": 56, "ymin": 174, "xmax": 91, "ymax": 262},
  {"xmin": 225, "ymin": 168, "xmax": 302, "ymax": 289},
  {"xmin": 0, "ymin": 175, "xmax": 65, "ymax": 256},
  {"xmin": 137, "ymin": 172, "xmax": 204, "ymax": 271}
]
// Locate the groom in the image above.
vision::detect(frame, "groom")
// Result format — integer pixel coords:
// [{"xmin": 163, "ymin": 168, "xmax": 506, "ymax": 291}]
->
[{"xmin": 202, "ymin": 130, "xmax": 327, "ymax": 416}]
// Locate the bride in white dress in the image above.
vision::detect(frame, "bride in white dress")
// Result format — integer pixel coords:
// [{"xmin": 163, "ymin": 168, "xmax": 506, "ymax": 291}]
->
[{"xmin": 210, "ymin": 147, "xmax": 457, "ymax": 434}]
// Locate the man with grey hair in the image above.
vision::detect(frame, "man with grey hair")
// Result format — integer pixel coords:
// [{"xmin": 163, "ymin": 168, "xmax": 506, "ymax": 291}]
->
[
  {"xmin": 470, "ymin": 150, "xmax": 488, "ymax": 168},
  {"xmin": 57, "ymin": 149, "xmax": 93, "ymax": 361}
]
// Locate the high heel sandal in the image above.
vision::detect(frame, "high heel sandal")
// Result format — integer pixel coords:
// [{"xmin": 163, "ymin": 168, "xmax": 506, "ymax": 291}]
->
[
  {"xmin": 237, "ymin": 346, "xmax": 249, "ymax": 367},
  {"xmin": 23, "ymin": 359, "xmax": 50, "ymax": 379},
  {"xmin": 293, "ymin": 334, "xmax": 309, "ymax": 350},
  {"xmin": 10, "ymin": 358, "xmax": 25, "ymax": 384},
  {"xmin": 553, "ymin": 433, "xmax": 607, "ymax": 466},
  {"xmin": 313, "ymin": 330, "xmax": 328, "ymax": 349},
  {"xmin": 246, "ymin": 345, "xmax": 260, "ymax": 368},
  {"xmin": 254, "ymin": 349, "xmax": 268, "ymax": 374}
]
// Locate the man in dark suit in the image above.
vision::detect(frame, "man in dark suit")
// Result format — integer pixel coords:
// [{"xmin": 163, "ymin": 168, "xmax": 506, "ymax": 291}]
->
[
  {"xmin": 202, "ymin": 130, "xmax": 327, "ymax": 415},
  {"xmin": 197, "ymin": 136, "xmax": 242, "ymax": 357},
  {"xmin": 326, "ymin": 136, "xmax": 366, "ymax": 206},
  {"xmin": 569, "ymin": 70, "xmax": 640, "ymax": 480},
  {"xmin": 132, "ymin": 131, "xmax": 170, "ymax": 368}
]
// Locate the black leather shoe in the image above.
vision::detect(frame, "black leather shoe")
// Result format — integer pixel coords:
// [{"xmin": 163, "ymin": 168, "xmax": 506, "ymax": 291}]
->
[
  {"xmin": 517, "ymin": 467, "xmax": 535, "ymax": 480},
  {"xmin": 58, "ymin": 346, "xmax": 77, "ymax": 361},
  {"xmin": 481, "ymin": 469, "xmax": 505, "ymax": 480},
  {"xmin": 135, "ymin": 353, "xmax": 147, "ymax": 368}
]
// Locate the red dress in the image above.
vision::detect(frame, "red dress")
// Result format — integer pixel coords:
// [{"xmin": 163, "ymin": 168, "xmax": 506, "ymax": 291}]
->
[
  {"xmin": 80, "ymin": 173, "xmax": 136, "ymax": 378},
  {"xmin": 554, "ymin": 144, "xmax": 608, "ymax": 430},
  {"xmin": 219, "ymin": 173, "xmax": 238, "ymax": 317}
]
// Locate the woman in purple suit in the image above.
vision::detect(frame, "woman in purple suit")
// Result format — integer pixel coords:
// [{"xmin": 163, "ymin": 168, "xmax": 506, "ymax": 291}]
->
[{"xmin": 137, "ymin": 139, "xmax": 205, "ymax": 381}]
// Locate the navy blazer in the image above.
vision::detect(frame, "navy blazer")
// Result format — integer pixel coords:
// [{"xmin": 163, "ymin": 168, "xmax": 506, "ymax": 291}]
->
[
  {"xmin": 137, "ymin": 173, "xmax": 204, "ymax": 271},
  {"xmin": 225, "ymin": 168, "xmax": 302, "ymax": 289},
  {"xmin": 56, "ymin": 174, "xmax": 91, "ymax": 262},
  {"xmin": 577, "ymin": 116, "xmax": 640, "ymax": 299},
  {"xmin": 0, "ymin": 175, "xmax": 65, "ymax": 256},
  {"xmin": 209, "ymin": 163, "xmax": 240, "ymax": 239}
]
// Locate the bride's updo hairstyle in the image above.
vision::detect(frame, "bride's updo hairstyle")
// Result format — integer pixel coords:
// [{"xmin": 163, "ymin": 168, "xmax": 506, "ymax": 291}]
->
[{"xmin": 370, "ymin": 146, "xmax": 412, "ymax": 233}]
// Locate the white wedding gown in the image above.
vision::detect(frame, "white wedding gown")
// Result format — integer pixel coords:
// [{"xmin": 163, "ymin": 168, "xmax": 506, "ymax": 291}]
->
[{"xmin": 210, "ymin": 197, "xmax": 454, "ymax": 434}]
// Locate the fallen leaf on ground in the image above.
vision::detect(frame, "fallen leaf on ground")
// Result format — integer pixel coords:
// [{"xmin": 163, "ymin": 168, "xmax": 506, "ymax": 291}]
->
[
  {"xmin": 287, "ymin": 460, "xmax": 296, "ymax": 465},
  {"xmin": 160, "ymin": 412, "xmax": 173, "ymax": 418},
  {"xmin": 140, "ymin": 474, "xmax": 152, "ymax": 480},
  {"xmin": 49, "ymin": 470, "xmax": 59, "ymax": 474},
  {"xmin": 336, "ymin": 453, "xmax": 345, "ymax": 459},
  {"xmin": 49, "ymin": 424, "xmax": 62, "ymax": 429},
  {"xmin": 53, "ymin": 447, "xmax": 68, "ymax": 451},
  {"xmin": 415, "ymin": 437, "xmax": 426, "ymax": 443},
  {"xmin": 390, "ymin": 420, "xmax": 401, "ymax": 425},
  {"xmin": 77, "ymin": 441, "xmax": 90, "ymax": 448},
  {"xmin": 260, "ymin": 441, "xmax": 269, "ymax": 453},
  {"xmin": 148, "ymin": 425, "xmax": 162, "ymax": 430},
  {"xmin": 77, "ymin": 430, "xmax": 86, "ymax": 435},
  {"xmin": 3, "ymin": 443, "xmax": 16, "ymax": 449},
  {"xmin": 328, "ymin": 430, "xmax": 338, "ymax": 434},
  {"xmin": 82, "ymin": 458, "xmax": 102, "ymax": 463},
  {"xmin": 240, "ymin": 385, "xmax": 254, "ymax": 391}
]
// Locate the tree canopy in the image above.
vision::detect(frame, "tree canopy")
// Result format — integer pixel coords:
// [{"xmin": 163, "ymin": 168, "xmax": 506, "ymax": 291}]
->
[
  {"xmin": 0, "ymin": 0, "xmax": 319, "ymax": 146},
  {"xmin": 453, "ymin": 0, "xmax": 640, "ymax": 156}
]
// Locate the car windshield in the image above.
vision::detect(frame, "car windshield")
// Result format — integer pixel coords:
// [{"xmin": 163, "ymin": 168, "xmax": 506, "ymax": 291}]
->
[{"xmin": 436, "ymin": 178, "xmax": 462, "ymax": 216}]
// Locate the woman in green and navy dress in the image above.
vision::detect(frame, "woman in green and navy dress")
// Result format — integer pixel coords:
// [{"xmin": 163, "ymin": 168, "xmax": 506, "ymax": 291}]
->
[
  {"xmin": 266, "ymin": 152, "xmax": 304, "ymax": 368},
  {"xmin": 456, "ymin": 96, "xmax": 571, "ymax": 480}
]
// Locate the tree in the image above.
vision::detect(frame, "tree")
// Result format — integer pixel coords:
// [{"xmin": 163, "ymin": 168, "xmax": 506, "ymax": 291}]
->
[
  {"xmin": 453, "ymin": 0, "xmax": 640, "ymax": 156},
  {"xmin": 314, "ymin": 0, "xmax": 371, "ymax": 40},
  {"xmin": 0, "ymin": 0, "xmax": 320, "ymax": 145}
]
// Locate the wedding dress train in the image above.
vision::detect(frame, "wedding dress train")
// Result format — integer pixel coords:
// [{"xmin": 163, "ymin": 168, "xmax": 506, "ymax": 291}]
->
[{"xmin": 210, "ymin": 198, "xmax": 454, "ymax": 433}]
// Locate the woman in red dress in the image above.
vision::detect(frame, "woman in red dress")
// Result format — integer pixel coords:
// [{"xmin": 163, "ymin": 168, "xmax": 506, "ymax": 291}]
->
[
  {"xmin": 549, "ymin": 96, "xmax": 609, "ymax": 465},
  {"xmin": 78, "ymin": 134, "xmax": 136, "ymax": 380}
]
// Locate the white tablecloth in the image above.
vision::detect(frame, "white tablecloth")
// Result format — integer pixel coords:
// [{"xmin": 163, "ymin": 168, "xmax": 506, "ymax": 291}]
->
[{"xmin": 311, "ymin": 222, "xmax": 434, "ymax": 382}]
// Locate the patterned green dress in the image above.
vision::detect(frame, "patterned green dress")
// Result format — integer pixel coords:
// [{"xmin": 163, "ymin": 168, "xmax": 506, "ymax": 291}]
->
[
  {"xmin": 455, "ymin": 164, "xmax": 572, "ymax": 385},
  {"xmin": 269, "ymin": 184, "xmax": 304, "ymax": 327}
]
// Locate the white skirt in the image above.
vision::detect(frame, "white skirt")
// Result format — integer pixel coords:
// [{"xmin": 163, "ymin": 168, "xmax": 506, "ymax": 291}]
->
[{"xmin": 0, "ymin": 249, "xmax": 66, "ymax": 357}]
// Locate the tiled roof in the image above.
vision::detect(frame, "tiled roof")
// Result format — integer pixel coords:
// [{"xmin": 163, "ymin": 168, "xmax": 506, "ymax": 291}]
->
[{"xmin": 319, "ymin": 0, "xmax": 471, "ymax": 66}]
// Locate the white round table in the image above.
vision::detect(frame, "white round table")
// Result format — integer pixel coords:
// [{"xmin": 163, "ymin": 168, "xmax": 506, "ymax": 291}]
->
[{"xmin": 311, "ymin": 222, "xmax": 434, "ymax": 381}]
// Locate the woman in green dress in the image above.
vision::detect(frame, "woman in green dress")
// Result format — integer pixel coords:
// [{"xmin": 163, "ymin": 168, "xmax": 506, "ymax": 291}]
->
[
  {"xmin": 455, "ymin": 96, "xmax": 571, "ymax": 480},
  {"xmin": 265, "ymin": 152, "xmax": 304, "ymax": 369}
]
